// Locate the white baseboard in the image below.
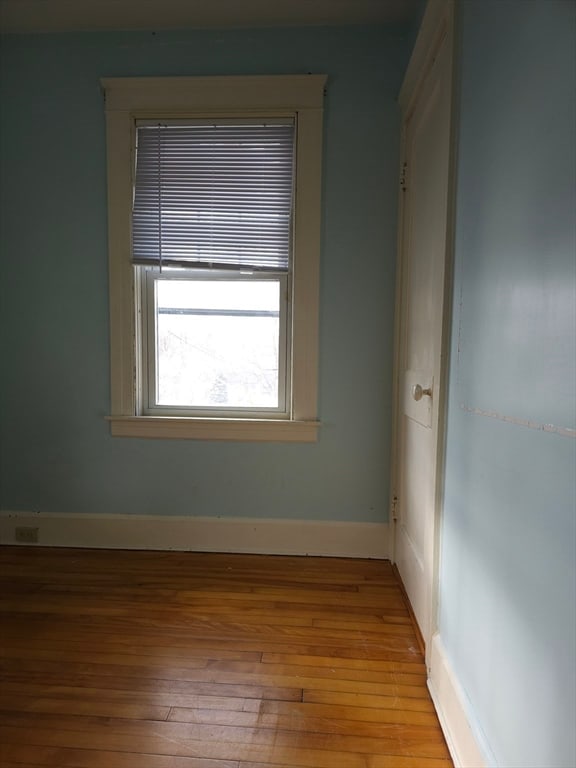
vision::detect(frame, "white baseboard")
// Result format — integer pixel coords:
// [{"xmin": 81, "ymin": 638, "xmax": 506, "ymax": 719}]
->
[
  {"xmin": 0, "ymin": 511, "xmax": 389, "ymax": 559},
  {"xmin": 428, "ymin": 632, "xmax": 490, "ymax": 768}
]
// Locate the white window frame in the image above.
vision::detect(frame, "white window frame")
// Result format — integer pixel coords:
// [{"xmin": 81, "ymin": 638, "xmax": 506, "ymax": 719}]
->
[
  {"xmin": 141, "ymin": 268, "xmax": 291, "ymax": 419},
  {"xmin": 102, "ymin": 75, "xmax": 325, "ymax": 441}
]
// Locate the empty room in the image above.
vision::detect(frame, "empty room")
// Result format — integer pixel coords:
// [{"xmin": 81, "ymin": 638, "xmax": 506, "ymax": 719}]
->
[{"xmin": 1, "ymin": 1, "xmax": 574, "ymax": 767}]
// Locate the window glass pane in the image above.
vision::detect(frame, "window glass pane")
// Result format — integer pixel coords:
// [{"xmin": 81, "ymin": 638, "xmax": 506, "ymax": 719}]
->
[
  {"xmin": 158, "ymin": 278, "xmax": 278, "ymax": 312},
  {"xmin": 155, "ymin": 279, "xmax": 281, "ymax": 409}
]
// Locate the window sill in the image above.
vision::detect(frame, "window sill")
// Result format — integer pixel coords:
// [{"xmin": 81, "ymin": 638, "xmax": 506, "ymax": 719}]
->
[{"xmin": 107, "ymin": 416, "xmax": 320, "ymax": 442}]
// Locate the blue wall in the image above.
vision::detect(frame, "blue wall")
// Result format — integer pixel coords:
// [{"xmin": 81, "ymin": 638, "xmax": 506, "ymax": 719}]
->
[
  {"xmin": 440, "ymin": 2, "xmax": 576, "ymax": 766},
  {"xmin": 0, "ymin": 26, "xmax": 411, "ymax": 521}
]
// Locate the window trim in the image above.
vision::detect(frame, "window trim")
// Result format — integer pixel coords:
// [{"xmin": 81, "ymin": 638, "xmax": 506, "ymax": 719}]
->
[{"xmin": 102, "ymin": 75, "xmax": 325, "ymax": 441}]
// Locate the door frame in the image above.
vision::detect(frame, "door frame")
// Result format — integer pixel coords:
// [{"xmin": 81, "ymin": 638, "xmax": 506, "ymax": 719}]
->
[{"xmin": 390, "ymin": 0, "xmax": 458, "ymax": 661}]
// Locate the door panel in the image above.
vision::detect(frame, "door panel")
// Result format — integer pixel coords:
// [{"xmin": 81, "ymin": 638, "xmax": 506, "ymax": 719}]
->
[{"xmin": 394, "ymin": 23, "xmax": 453, "ymax": 644}]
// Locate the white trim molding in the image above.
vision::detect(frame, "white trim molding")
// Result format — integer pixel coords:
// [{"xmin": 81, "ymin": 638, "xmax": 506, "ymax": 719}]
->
[
  {"xmin": 0, "ymin": 511, "xmax": 389, "ymax": 559},
  {"xmin": 428, "ymin": 633, "xmax": 489, "ymax": 768},
  {"xmin": 399, "ymin": 0, "xmax": 455, "ymax": 112},
  {"xmin": 101, "ymin": 74, "xmax": 325, "ymax": 441},
  {"xmin": 107, "ymin": 416, "xmax": 320, "ymax": 442}
]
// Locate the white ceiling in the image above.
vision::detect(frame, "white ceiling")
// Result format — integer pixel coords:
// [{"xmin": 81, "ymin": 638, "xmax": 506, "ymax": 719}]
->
[{"xmin": 0, "ymin": 0, "xmax": 422, "ymax": 34}]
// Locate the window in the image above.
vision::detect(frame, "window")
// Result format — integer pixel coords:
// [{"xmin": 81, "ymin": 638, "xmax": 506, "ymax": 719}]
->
[{"xmin": 102, "ymin": 76, "xmax": 326, "ymax": 441}]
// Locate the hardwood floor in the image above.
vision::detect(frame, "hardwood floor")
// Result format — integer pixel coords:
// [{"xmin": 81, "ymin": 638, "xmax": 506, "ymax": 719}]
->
[{"xmin": 0, "ymin": 546, "xmax": 453, "ymax": 768}]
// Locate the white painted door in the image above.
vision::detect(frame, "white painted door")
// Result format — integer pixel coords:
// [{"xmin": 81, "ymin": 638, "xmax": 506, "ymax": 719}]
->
[{"xmin": 393, "ymin": 6, "xmax": 454, "ymax": 645}]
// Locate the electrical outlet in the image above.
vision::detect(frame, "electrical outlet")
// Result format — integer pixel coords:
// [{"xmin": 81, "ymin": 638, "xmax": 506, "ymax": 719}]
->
[{"xmin": 15, "ymin": 526, "xmax": 39, "ymax": 543}]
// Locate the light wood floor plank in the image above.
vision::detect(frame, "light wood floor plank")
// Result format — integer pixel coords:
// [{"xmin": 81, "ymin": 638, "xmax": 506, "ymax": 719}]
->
[
  {"xmin": 261, "ymin": 651, "xmax": 424, "ymax": 673},
  {"xmin": 0, "ymin": 743, "xmax": 240, "ymax": 768},
  {"xmin": 0, "ymin": 694, "xmax": 171, "ymax": 721},
  {"xmin": 208, "ymin": 658, "xmax": 426, "ymax": 685},
  {"xmin": 244, "ymin": 698, "xmax": 439, "ymax": 726},
  {"xmin": 166, "ymin": 703, "xmax": 447, "ymax": 736}
]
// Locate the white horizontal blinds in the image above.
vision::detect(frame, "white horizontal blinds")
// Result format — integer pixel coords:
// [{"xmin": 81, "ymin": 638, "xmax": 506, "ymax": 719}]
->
[{"xmin": 133, "ymin": 121, "xmax": 295, "ymax": 271}]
